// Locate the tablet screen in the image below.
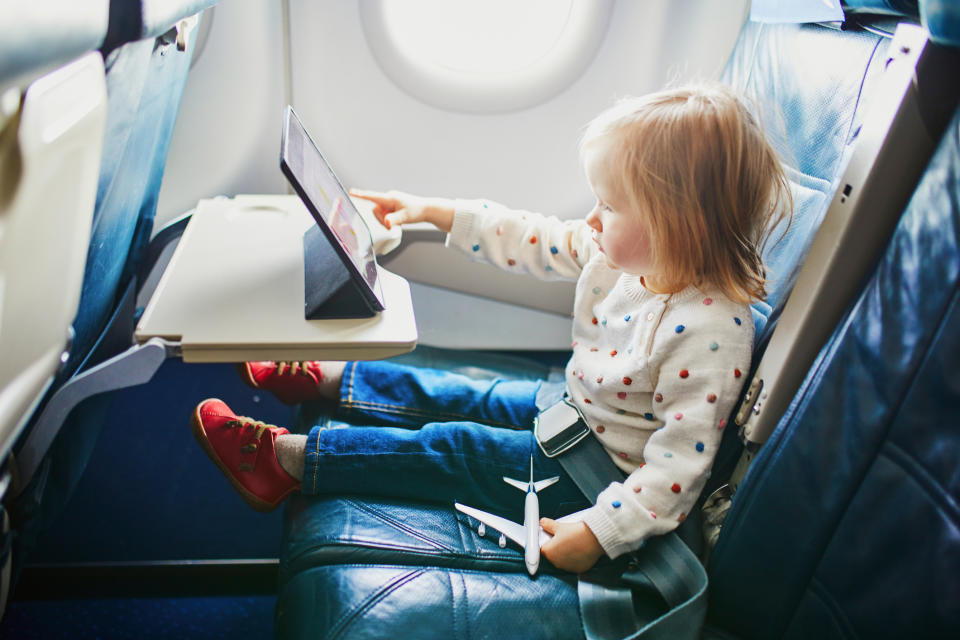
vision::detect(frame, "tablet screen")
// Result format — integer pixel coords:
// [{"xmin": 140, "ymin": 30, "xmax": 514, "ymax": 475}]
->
[{"xmin": 281, "ymin": 107, "xmax": 384, "ymax": 310}]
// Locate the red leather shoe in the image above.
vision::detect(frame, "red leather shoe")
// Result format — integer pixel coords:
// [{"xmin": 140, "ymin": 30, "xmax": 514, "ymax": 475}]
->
[
  {"xmin": 191, "ymin": 399, "xmax": 300, "ymax": 512},
  {"xmin": 237, "ymin": 361, "xmax": 323, "ymax": 405}
]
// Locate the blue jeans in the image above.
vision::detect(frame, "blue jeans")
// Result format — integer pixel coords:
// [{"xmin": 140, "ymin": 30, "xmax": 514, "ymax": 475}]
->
[{"xmin": 302, "ymin": 360, "xmax": 591, "ymax": 520}]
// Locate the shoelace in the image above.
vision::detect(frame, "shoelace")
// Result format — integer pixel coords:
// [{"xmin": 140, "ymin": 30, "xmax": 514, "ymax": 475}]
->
[
  {"xmin": 225, "ymin": 417, "xmax": 277, "ymax": 453},
  {"xmin": 274, "ymin": 361, "xmax": 315, "ymax": 377}
]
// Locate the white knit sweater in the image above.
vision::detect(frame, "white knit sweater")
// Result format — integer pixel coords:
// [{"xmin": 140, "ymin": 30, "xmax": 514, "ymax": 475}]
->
[{"xmin": 447, "ymin": 199, "xmax": 753, "ymax": 558}]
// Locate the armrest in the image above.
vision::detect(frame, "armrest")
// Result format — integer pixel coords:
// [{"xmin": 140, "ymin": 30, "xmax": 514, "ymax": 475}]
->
[{"xmin": 379, "ymin": 223, "xmax": 576, "ymax": 317}]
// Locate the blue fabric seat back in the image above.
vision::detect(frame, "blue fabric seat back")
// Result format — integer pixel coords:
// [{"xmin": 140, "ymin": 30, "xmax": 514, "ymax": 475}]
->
[
  {"xmin": 722, "ymin": 21, "xmax": 889, "ymax": 333},
  {"xmin": 707, "ymin": 103, "xmax": 960, "ymax": 639},
  {"xmin": 845, "ymin": 0, "xmax": 960, "ymax": 46},
  {"xmin": 10, "ymin": 0, "xmax": 217, "ymax": 575},
  {"xmin": 67, "ymin": 1, "xmax": 209, "ymax": 377}
]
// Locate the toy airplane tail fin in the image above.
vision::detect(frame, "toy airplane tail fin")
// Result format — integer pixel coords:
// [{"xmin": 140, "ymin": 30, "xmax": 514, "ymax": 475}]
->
[
  {"xmin": 533, "ymin": 476, "xmax": 560, "ymax": 492},
  {"xmin": 502, "ymin": 475, "xmax": 560, "ymax": 493},
  {"xmin": 503, "ymin": 476, "xmax": 528, "ymax": 492},
  {"xmin": 504, "ymin": 456, "xmax": 560, "ymax": 492}
]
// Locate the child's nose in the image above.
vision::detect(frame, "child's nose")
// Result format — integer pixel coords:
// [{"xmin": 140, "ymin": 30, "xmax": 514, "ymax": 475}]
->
[{"xmin": 586, "ymin": 209, "xmax": 602, "ymax": 232}]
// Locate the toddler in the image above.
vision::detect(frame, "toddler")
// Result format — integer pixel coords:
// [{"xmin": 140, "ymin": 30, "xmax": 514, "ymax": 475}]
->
[{"xmin": 192, "ymin": 83, "xmax": 791, "ymax": 573}]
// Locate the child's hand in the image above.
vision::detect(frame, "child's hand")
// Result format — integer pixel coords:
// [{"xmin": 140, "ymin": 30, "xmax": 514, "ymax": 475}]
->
[
  {"xmin": 349, "ymin": 189, "xmax": 455, "ymax": 233},
  {"xmin": 540, "ymin": 518, "xmax": 605, "ymax": 574}
]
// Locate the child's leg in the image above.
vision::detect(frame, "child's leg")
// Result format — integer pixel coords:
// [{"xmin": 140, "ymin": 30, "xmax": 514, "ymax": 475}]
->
[
  {"xmin": 193, "ymin": 402, "xmax": 588, "ymax": 516},
  {"xmin": 275, "ymin": 433, "xmax": 308, "ymax": 480},
  {"xmin": 316, "ymin": 361, "xmax": 345, "ymax": 399},
  {"xmin": 298, "ymin": 362, "xmax": 554, "ymax": 512},
  {"xmin": 237, "ymin": 359, "xmax": 532, "ymax": 433},
  {"xmin": 191, "ymin": 399, "xmax": 302, "ymax": 512},
  {"xmin": 194, "ymin": 365, "xmax": 585, "ymax": 516},
  {"xmin": 238, "ymin": 361, "xmax": 345, "ymax": 405},
  {"xmin": 335, "ymin": 360, "xmax": 541, "ymax": 431},
  {"xmin": 299, "ymin": 420, "xmax": 590, "ymax": 518}
]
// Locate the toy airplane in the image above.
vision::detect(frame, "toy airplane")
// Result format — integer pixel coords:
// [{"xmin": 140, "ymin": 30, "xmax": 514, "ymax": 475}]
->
[{"xmin": 455, "ymin": 456, "xmax": 579, "ymax": 575}]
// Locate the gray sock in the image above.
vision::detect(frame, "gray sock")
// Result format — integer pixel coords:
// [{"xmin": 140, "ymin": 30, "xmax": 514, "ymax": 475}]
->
[{"xmin": 275, "ymin": 434, "xmax": 307, "ymax": 481}]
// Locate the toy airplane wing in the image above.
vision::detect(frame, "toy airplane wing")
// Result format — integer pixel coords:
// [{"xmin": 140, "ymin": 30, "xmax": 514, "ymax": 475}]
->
[
  {"xmin": 455, "ymin": 502, "xmax": 531, "ymax": 546},
  {"xmin": 454, "ymin": 502, "xmax": 582, "ymax": 548}
]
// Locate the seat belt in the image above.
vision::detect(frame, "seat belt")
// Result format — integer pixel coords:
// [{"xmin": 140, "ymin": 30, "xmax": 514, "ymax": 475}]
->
[
  {"xmin": 542, "ymin": 422, "xmax": 708, "ymax": 640},
  {"xmin": 579, "ymin": 532, "xmax": 708, "ymax": 640}
]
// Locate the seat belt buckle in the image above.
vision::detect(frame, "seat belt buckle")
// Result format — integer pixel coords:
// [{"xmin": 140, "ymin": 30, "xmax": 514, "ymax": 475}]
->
[{"xmin": 534, "ymin": 396, "xmax": 591, "ymax": 458}]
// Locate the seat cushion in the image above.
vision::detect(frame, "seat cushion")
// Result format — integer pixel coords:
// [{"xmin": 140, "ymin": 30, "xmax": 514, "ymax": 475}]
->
[
  {"xmin": 276, "ymin": 563, "xmax": 580, "ymax": 640},
  {"xmin": 278, "ymin": 494, "xmax": 690, "ymax": 640},
  {"xmin": 278, "ymin": 495, "xmax": 582, "ymax": 639},
  {"xmin": 281, "ymin": 496, "xmax": 546, "ymax": 582}
]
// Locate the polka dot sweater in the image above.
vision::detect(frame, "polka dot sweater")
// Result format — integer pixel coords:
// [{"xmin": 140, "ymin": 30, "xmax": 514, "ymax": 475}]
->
[{"xmin": 448, "ymin": 199, "xmax": 753, "ymax": 558}]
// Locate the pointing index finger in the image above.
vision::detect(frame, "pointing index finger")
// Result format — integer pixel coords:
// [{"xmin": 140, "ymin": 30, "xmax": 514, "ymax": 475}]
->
[{"xmin": 349, "ymin": 188, "xmax": 394, "ymax": 207}]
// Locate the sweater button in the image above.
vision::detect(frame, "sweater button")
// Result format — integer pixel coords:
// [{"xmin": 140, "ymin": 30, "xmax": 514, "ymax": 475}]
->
[{"xmin": 646, "ymin": 312, "xmax": 655, "ymax": 321}]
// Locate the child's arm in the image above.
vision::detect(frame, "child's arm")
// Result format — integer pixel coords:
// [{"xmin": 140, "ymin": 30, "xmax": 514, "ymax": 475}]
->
[
  {"xmin": 352, "ymin": 189, "xmax": 596, "ymax": 281},
  {"xmin": 539, "ymin": 518, "xmax": 605, "ymax": 573},
  {"xmin": 446, "ymin": 198, "xmax": 595, "ymax": 281},
  {"xmin": 350, "ymin": 189, "xmax": 456, "ymax": 232}
]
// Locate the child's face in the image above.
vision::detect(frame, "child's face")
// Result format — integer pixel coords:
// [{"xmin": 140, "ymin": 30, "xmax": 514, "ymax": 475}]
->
[{"xmin": 583, "ymin": 139, "xmax": 655, "ymax": 278}]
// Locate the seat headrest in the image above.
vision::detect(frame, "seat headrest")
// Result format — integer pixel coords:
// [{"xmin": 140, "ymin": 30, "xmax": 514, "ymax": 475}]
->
[
  {"xmin": 0, "ymin": 0, "xmax": 109, "ymax": 94},
  {"xmin": 102, "ymin": 0, "xmax": 220, "ymax": 53},
  {"xmin": 844, "ymin": 0, "xmax": 960, "ymax": 47},
  {"xmin": 920, "ymin": 0, "xmax": 960, "ymax": 46},
  {"xmin": 843, "ymin": 0, "xmax": 919, "ymax": 17}
]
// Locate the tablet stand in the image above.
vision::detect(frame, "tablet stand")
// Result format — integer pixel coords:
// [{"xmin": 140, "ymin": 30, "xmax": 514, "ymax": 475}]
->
[{"xmin": 303, "ymin": 226, "xmax": 379, "ymax": 319}]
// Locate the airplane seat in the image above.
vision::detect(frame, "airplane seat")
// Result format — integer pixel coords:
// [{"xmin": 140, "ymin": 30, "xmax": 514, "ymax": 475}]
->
[
  {"xmin": 720, "ymin": 18, "xmax": 890, "ymax": 341},
  {"xmin": 0, "ymin": 0, "xmax": 110, "ymax": 618},
  {"xmin": 705, "ymin": 95, "xmax": 960, "ymax": 640},
  {"xmin": 272, "ymin": 4, "xmax": 960, "ymax": 637},
  {"xmin": 3, "ymin": 0, "xmax": 218, "ymax": 601}
]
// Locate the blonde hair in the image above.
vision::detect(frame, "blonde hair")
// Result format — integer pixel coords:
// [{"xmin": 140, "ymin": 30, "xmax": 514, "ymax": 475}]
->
[{"xmin": 581, "ymin": 83, "xmax": 792, "ymax": 304}]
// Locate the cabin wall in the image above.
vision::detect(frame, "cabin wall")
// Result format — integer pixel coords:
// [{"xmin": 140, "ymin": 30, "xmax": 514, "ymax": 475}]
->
[{"xmin": 157, "ymin": 0, "xmax": 749, "ymax": 226}]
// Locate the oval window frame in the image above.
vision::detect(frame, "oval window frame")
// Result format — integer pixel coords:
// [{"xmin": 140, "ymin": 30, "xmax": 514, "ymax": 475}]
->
[{"xmin": 359, "ymin": 0, "xmax": 614, "ymax": 114}]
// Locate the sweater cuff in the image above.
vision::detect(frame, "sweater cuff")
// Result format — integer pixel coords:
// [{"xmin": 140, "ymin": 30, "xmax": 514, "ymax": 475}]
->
[
  {"xmin": 580, "ymin": 505, "xmax": 643, "ymax": 560},
  {"xmin": 444, "ymin": 199, "xmax": 482, "ymax": 251}
]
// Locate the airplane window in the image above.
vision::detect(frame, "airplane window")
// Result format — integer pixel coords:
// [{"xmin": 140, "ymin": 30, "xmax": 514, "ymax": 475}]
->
[{"xmin": 360, "ymin": 0, "xmax": 613, "ymax": 113}]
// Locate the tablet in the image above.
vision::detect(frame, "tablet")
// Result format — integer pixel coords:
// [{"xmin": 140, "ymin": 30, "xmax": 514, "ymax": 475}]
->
[{"xmin": 280, "ymin": 106, "xmax": 385, "ymax": 314}]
